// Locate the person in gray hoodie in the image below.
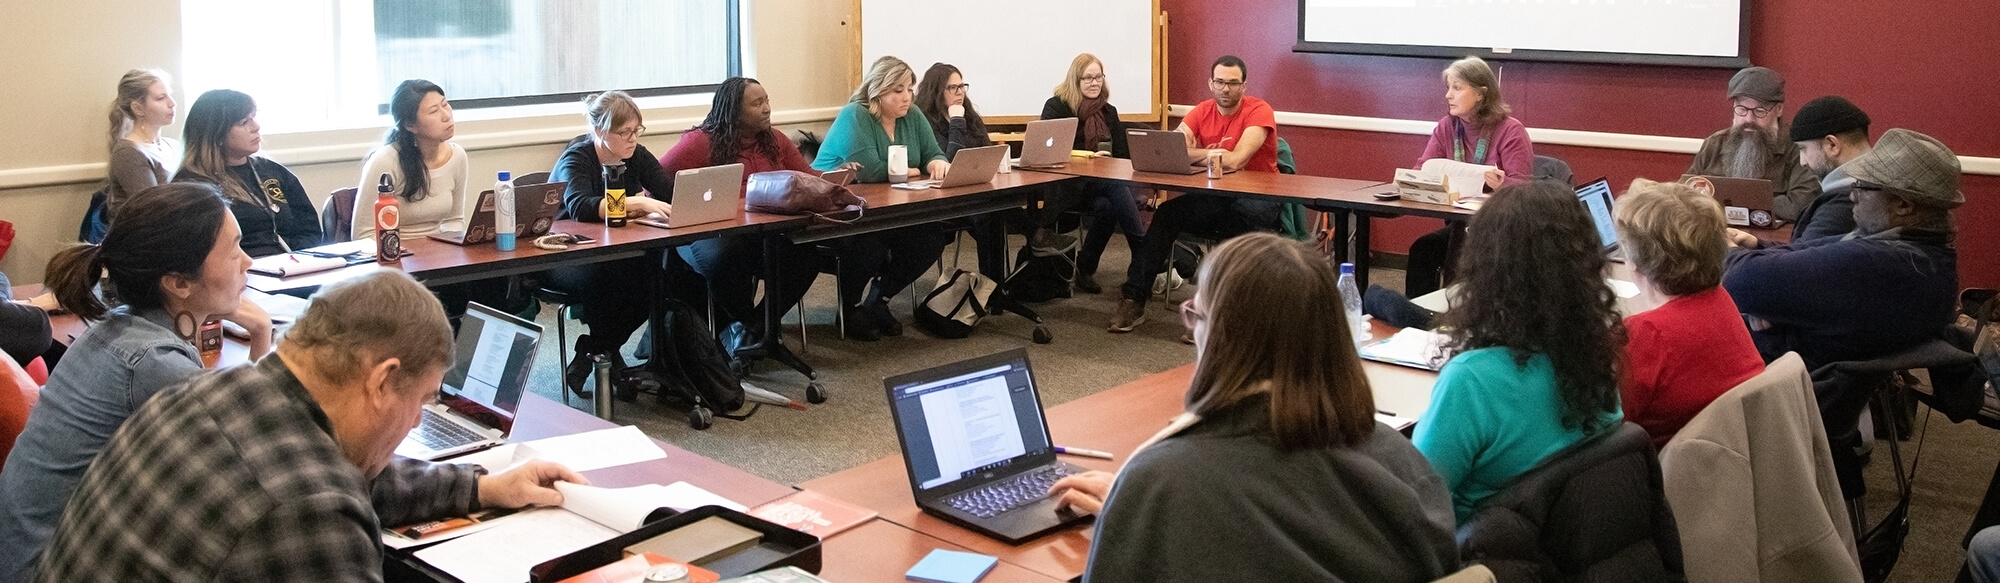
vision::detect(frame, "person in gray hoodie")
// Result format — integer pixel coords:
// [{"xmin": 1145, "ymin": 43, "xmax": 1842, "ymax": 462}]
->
[{"xmin": 1050, "ymin": 232, "xmax": 1460, "ymax": 583}]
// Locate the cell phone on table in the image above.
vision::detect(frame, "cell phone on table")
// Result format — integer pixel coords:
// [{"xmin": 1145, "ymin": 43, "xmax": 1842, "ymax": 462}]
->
[
  {"xmin": 563, "ymin": 233, "xmax": 596, "ymax": 245},
  {"xmin": 821, "ymin": 168, "xmax": 854, "ymax": 187},
  {"xmin": 633, "ymin": 218, "xmax": 671, "ymax": 229}
]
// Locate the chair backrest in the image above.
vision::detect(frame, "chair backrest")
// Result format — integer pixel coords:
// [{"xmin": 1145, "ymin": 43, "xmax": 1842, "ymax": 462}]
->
[
  {"xmin": 1273, "ymin": 138, "xmax": 1309, "ymax": 241},
  {"xmin": 1457, "ymin": 422, "xmax": 1684, "ymax": 582},
  {"xmin": 1811, "ymin": 338, "xmax": 1977, "ymax": 499},
  {"xmin": 515, "ymin": 171, "xmax": 552, "ymax": 186},
  {"xmin": 1662, "ymin": 353, "xmax": 1862, "ymax": 583},
  {"xmin": 321, "ymin": 187, "xmax": 359, "ymax": 243},
  {"xmin": 1532, "ymin": 155, "xmax": 1574, "ymax": 186},
  {"xmin": 0, "ymin": 352, "xmax": 39, "ymax": 469}
]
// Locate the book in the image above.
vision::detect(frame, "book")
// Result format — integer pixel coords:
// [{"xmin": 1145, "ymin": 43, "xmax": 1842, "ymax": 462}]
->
[
  {"xmin": 555, "ymin": 553, "xmax": 721, "ymax": 583},
  {"xmin": 748, "ymin": 489, "xmax": 877, "ymax": 539},
  {"xmin": 408, "ymin": 482, "xmax": 746, "ymax": 582},
  {"xmin": 622, "ymin": 516, "xmax": 763, "ymax": 566},
  {"xmin": 905, "ymin": 549, "xmax": 998, "ymax": 583}
]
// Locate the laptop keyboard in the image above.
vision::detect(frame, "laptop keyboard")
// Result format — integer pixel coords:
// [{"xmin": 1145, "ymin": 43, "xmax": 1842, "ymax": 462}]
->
[
  {"xmin": 410, "ymin": 409, "xmax": 486, "ymax": 451},
  {"xmin": 942, "ymin": 465, "xmax": 1077, "ymax": 518}
]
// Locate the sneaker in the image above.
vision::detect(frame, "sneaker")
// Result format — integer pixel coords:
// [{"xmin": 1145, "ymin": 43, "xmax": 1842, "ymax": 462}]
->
[
  {"xmin": 1074, "ymin": 273, "xmax": 1102, "ymax": 294},
  {"xmin": 1028, "ymin": 229, "xmax": 1078, "ymax": 255},
  {"xmin": 1152, "ymin": 269, "xmax": 1185, "ymax": 296},
  {"xmin": 1108, "ymin": 299, "xmax": 1146, "ymax": 333}
]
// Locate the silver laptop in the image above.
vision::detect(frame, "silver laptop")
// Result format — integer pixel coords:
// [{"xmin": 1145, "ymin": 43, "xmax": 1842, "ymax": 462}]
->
[
  {"xmin": 1015, "ymin": 118, "xmax": 1078, "ymax": 169},
  {"xmin": 1128, "ymin": 128, "xmax": 1225, "ymax": 175},
  {"xmin": 1575, "ymin": 177, "xmax": 1626, "ymax": 263},
  {"xmin": 884, "ymin": 348, "xmax": 1091, "ymax": 545},
  {"xmin": 908, "ymin": 144, "xmax": 1008, "ymax": 189},
  {"xmin": 661, "ymin": 163, "xmax": 745, "ymax": 228},
  {"xmin": 395, "ymin": 302, "xmax": 542, "ymax": 461}
]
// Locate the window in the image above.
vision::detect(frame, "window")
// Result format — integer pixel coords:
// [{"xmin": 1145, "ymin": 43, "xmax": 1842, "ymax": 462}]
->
[{"xmin": 181, "ymin": 0, "xmax": 739, "ymax": 133}]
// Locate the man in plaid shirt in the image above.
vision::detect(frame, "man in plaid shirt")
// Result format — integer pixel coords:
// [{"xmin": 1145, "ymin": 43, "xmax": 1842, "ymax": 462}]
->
[{"xmin": 34, "ymin": 271, "xmax": 584, "ymax": 581}]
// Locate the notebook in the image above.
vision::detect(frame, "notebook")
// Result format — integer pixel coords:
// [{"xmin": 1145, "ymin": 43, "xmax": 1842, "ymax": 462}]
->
[
  {"xmin": 1574, "ymin": 177, "xmax": 1626, "ymax": 263},
  {"xmin": 905, "ymin": 550, "xmax": 998, "ymax": 583},
  {"xmin": 1014, "ymin": 117, "xmax": 1078, "ymax": 169},
  {"xmin": 883, "ymin": 348, "xmax": 1091, "ymax": 545},
  {"xmin": 428, "ymin": 181, "xmax": 565, "ymax": 246},
  {"xmin": 394, "ymin": 301, "xmax": 541, "ymax": 461}
]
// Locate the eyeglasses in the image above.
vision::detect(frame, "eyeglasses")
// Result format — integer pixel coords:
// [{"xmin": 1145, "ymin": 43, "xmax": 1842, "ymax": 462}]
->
[
  {"xmin": 1178, "ymin": 299, "xmax": 1206, "ymax": 330},
  {"xmin": 1733, "ymin": 104, "xmax": 1776, "ymax": 119},
  {"xmin": 611, "ymin": 125, "xmax": 646, "ymax": 140},
  {"xmin": 1080, "ymin": 74, "xmax": 1105, "ymax": 83},
  {"xmin": 945, "ymin": 83, "xmax": 971, "ymax": 92},
  {"xmin": 1209, "ymin": 78, "xmax": 1245, "ymax": 89}
]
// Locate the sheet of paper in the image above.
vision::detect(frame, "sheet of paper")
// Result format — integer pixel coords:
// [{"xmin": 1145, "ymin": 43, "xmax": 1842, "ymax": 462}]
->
[
  {"xmin": 515, "ymin": 425, "xmax": 666, "ymax": 473},
  {"xmin": 309, "ymin": 239, "xmax": 376, "ymax": 256},
  {"xmin": 1420, "ymin": 158, "xmax": 1498, "ymax": 198},
  {"xmin": 1358, "ymin": 327, "xmax": 1450, "ymax": 371},
  {"xmin": 413, "ymin": 508, "xmax": 618, "ymax": 583},
  {"xmin": 555, "ymin": 482, "xmax": 673, "ymax": 532},
  {"xmin": 446, "ymin": 443, "xmax": 528, "ymax": 474}
]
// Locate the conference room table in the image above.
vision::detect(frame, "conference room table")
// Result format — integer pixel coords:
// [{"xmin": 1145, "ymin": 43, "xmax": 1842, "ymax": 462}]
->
[{"xmin": 800, "ymin": 322, "xmax": 1438, "ymax": 582}]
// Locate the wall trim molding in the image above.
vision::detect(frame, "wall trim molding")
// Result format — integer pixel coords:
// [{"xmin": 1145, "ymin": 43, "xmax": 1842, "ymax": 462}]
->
[
  {"xmin": 0, "ymin": 106, "xmax": 846, "ymax": 191},
  {"xmin": 1168, "ymin": 104, "xmax": 2000, "ymax": 176}
]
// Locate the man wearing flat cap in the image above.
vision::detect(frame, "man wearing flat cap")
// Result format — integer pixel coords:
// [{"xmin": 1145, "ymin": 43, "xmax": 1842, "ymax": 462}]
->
[
  {"xmin": 1722, "ymin": 128, "xmax": 1963, "ymax": 369},
  {"xmin": 1687, "ymin": 66, "xmax": 1823, "ymax": 222},
  {"xmin": 1729, "ymin": 95, "xmax": 1873, "ymax": 247}
]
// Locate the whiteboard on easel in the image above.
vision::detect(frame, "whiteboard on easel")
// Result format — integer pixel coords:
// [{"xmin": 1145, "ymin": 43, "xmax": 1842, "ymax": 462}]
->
[{"xmin": 857, "ymin": 0, "xmax": 1159, "ymax": 121}]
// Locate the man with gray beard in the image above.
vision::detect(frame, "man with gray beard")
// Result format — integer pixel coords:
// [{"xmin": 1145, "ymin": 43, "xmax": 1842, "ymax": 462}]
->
[{"xmin": 1686, "ymin": 66, "xmax": 1822, "ymax": 222}]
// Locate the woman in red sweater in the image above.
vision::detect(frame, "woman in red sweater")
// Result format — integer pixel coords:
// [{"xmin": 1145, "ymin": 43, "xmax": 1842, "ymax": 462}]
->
[{"xmin": 1615, "ymin": 179, "xmax": 1765, "ymax": 447}]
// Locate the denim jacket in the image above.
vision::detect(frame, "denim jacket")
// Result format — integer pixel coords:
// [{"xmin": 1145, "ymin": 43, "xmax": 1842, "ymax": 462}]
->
[{"xmin": 0, "ymin": 306, "xmax": 203, "ymax": 582}]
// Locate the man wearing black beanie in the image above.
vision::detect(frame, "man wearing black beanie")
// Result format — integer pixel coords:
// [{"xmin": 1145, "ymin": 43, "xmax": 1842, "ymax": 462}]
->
[{"xmin": 1729, "ymin": 95, "xmax": 1871, "ymax": 247}]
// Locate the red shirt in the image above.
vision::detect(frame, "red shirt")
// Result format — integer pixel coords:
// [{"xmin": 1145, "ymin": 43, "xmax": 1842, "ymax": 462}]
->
[
  {"xmin": 657, "ymin": 128, "xmax": 817, "ymax": 180},
  {"xmin": 1621, "ymin": 286, "xmax": 1766, "ymax": 448},
  {"xmin": 1182, "ymin": 95, "xmax": 1279, "ymax": 173}
]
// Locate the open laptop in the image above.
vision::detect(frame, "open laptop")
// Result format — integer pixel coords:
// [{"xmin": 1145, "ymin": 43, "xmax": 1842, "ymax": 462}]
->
[
  {"xmin": 1129, "ymin": 128, "xmax": 1234, "ymax": 175},
  {"xmin": 1014, "ymin": 117, "xmax": 1079, "ymax": 169},
  {"xmin": 1681, "ymin": 174, "xmax": 1776, "ymax": 227},
  {"xmin": 428, "ymin": 181, "xmax": 564, "ymax": 246},
  {"xmin": 884, "ymin": 348, "xmax": 1091, "ymax": 545},
  {"xmin": 662, "ymin": 163, "xmax": 745, "ymax": 228},
  {"xmin": 1575, "ymin": 177, "xmax": 1626, "ymax": 263},
  {"xmin": 395, "ymin": 301, "xmax": 542, "ymax": 461},
  {"xmin": 905, "ymin": 144, "xmax": 1008, "ymax": 189}
]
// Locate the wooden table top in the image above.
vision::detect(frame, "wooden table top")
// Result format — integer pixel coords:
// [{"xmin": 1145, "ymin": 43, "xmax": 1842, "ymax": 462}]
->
[{"xmin": 1028, "ymin": 156, "xmax": 1389, "ymax": 206}]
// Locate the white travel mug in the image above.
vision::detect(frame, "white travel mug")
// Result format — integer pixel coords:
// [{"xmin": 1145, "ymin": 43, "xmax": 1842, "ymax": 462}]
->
[{"xmin": 886, "ymin": 145, "xmax": 909, "ymax": 183}]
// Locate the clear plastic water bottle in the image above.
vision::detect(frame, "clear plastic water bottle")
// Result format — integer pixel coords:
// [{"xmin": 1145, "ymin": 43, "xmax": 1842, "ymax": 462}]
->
[
  {"xmin": 1338, "ymin": 263, "xmax": 1369, "ymax": 345},
  {"xmin": 494, "ymin": 171, "xmax": 516, "ymax": 251}
]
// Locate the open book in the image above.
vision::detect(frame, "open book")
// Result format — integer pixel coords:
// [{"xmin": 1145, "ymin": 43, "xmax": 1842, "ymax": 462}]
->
[
  {"xmin": 407, "ymin": 482, "xmax": 746, "ymax": 583},
  {"xmin": 1394, "ymin": 158, "xmax": 1497, "ymax": 207}
]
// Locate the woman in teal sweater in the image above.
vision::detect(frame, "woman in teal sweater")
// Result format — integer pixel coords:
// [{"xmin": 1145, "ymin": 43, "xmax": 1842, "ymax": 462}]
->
[
  {"xmin": 1412, "ymin": 181, "xmax": 1627, "ymax": 522},
  {"xmin": 811, "ymin": 56, "xmax": 953, "ymax": 340}
]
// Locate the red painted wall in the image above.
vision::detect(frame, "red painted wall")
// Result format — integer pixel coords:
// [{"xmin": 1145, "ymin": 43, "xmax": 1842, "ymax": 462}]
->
[{"xmin": 1160, "ymin": 0, "xmax": 1999, "ymax": 288}]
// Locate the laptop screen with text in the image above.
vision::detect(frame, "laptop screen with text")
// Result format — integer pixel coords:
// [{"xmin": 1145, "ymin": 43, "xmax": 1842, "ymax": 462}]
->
[
  {"xmin": 889, "ymin": 355, "xmax": 1053, "ymax": 491},
  {"xmin": 1576, "ymin": 178, "xmax": 1619, "ymax": 251}
]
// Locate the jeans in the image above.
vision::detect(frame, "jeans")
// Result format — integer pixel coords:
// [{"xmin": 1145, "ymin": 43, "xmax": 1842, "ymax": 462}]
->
[
  {"xmin": 1972, "ymin": 525, "xmax": 2000, "ymax": 583},
  {"xmin": 1076, "ymin": 182, "xmax": 1145, "ymax": 278},
  {"xmin": 543, "ymin": 257, "xmax": 656, "ymax": 353},
  {"xmin": 1120, "ymin": 193, "xmax": 1282, "ymax": 302},
  {"xmin": 678, "ymin": 234, "xmax": 818, "ymax": 331}
]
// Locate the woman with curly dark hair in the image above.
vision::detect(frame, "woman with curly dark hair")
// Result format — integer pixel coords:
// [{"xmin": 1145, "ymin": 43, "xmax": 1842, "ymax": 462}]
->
[{"xmin": 1412, "ymin": 180, "xmax": 1626, "ymax": 522}]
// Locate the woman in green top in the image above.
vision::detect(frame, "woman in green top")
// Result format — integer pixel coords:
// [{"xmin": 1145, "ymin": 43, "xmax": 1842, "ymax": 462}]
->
[
  {"xmin": 811, "ymin": 56, "xmax": 953, "ymax": 341},
  {"xmin": 1411, "ymin": 181, "xmax": 1627, "ymax": 522}
]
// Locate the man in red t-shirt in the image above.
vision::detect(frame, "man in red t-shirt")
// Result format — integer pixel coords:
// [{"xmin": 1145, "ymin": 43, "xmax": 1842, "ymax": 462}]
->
[{"xmin": 1110, "ymin": 55, "xmax": 1284, "ymax": 334}]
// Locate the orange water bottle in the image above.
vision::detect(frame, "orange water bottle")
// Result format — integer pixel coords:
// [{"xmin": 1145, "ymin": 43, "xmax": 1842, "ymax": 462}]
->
[{"xmin": 374, "ymin": 173, "xmax": 401, "ymax": 264}]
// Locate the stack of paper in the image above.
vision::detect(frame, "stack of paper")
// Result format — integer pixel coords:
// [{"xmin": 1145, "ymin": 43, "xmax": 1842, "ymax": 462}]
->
[
  {"xmin": 409, "ymin": 481, "xmax": 746, "ymax": 583},
  {"xmin": 1393, "ymin": 158, "xmax": 1497, "ymax": 206},
  {"xmin": 1358, "ymin": 328, "xmax": 1450, "ymax": 371}
]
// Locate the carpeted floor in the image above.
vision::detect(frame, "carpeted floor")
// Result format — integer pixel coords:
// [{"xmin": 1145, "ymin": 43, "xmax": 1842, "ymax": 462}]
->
[{"xmin": 510, "ymin": 234, "xmax": 1993, "ymax": 582}]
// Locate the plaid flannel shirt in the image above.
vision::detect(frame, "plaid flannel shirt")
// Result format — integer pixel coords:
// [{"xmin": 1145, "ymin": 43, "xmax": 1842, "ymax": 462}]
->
[{"xmin": 35, "ymin": 354, "xmax": 481, "ymax": 582}]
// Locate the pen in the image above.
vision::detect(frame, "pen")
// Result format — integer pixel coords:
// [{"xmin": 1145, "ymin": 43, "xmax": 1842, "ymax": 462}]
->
[{"xmin": 1054, "ymin": 446, "xmax": 1114, "ymax": 460}]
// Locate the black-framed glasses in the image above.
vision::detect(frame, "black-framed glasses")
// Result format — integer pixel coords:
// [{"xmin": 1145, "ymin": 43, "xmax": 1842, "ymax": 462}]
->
[
  {"xmin": 1080, "ymin": 74, "xmax": 1105, "ymax": 83},
  {"xmin": 1733, "ymin": 103, "xmax": 1776, "ymax": 119},
  {"xmin": 945, "ymin": 83, "xmax": 971, "ymax": 92},
  {"xmin": 611, "ymin": 125, "xmax": 646, "ymax": 140},
  {"xmin": 1209, "ymin": 78, "xmax": 1245, "ymax": 89}
]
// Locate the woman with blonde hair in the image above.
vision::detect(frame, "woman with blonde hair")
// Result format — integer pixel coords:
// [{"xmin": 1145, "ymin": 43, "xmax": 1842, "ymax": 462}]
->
[
  {"xmin": 1042, "ymin": 53, "xmax": 1143, "ymax": 294},
  {"xmin": 811, "ymin": 56, "xmax": 953, "ymax": 340},
  {"xmin": 1051, "ymin": 232, "xmax": 1458, "ymax": 582},
  {"xmin": 1404, "ymin": 56, "xmax": 1537, "ymax": 297},
  {"xmin": 1614, "ymin": 178, "xmax": 1763, "ymax": 446},
  {"xmin": 103, "ymin": 69, "xmax": 182, "ymax": 217}
]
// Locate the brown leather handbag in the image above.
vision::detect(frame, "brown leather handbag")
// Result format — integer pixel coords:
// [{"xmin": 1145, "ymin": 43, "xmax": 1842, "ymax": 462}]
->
[{"xmin": 744, "ymin": 170, "xmax": 864, "ymax": 223}]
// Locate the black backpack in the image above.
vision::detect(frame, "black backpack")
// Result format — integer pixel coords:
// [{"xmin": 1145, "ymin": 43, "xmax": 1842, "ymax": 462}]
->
[
  {"xmin": 652, "ymin": 298, "xmax": 746, "ymax": 414},
  {"xmin": 1000, "ymin": 240, "xmax": 1076, "ymax": 303}
]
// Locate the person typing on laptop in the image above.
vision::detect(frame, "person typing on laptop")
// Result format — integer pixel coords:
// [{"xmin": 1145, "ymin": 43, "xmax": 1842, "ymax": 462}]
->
[
  {"xmin": 1053, "ymin": 233, "xmax": 1458, "ymax": 582},
  {"xmin": 33, "ymin": 270, "xmax": 583, "ymax": 582},
  {"xmin": 1727, "ymin": 95, "xmax": 1872, "ymax": 248},
  {"xmin": 1108, "ymin": 55, "xmax": 1285, "ymax": 335},
  {"xmin": 1685, "ymin": 66, "xmax": 1821, "ymax": 223}
]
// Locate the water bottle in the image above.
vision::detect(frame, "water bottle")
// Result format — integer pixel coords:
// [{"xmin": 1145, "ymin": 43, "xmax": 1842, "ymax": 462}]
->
[
  {"xmin": 493, "ymin": 171, "xmax": 516, "ymax": 251},
  {"xmin": 1338, "ymin": 263, "xmax": 1368, "ymax": 345},
  {"xmin": 592, "ymin": 354, "xmax": 614, "ymax": 420},
  {"xmin": 603, "ymin": 164, "xmax": 628, "ymax": 228},
  {"xmin": 374, "ymin": 173, "xmax": 401, "ymax": 264}
]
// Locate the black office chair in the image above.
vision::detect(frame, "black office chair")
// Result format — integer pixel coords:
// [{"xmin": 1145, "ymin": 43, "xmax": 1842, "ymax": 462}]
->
[
  {"xmin": 319, "ymin": 187, "xmax": 359, "ymax": 243},
  {"xmin": 1532, "ymin": 155, "xmax": 1574, "ymax": 187}
]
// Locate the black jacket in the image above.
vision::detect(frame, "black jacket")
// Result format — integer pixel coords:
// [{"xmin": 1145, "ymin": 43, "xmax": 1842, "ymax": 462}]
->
[
  {"xmin": 550, "ymin": 135, "xmax": 674, "ymax": 222},
  {"xmin": 178, "ymin": 157, "xmax": 321, "ymax": 257},
  {"xmin": 1457, "ymin": 423, "xmax": 1685, "ymax": 582},
  {"xmin": 1041, "ymin": 96, "xmax": 1129, "ymax": 159}
]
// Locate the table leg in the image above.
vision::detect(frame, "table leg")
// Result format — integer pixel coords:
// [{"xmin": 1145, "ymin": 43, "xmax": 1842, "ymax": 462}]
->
[
  {"xmin": 1331, "ymin": 208, "xmax": 1353, "ymax": 266},
  {"xmin": 1354, "ymin": 213, "xmax": 1374, "ymax": 291},
  {"xmin": 756, "ymin": 235, "xmax": 823, "ymax": 402}
]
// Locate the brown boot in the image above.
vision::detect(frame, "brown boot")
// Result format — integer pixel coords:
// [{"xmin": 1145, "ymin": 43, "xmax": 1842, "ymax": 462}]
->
[{"xmin": 1108, "ymin": 299, "xmax": 1146, "ymax": 333}]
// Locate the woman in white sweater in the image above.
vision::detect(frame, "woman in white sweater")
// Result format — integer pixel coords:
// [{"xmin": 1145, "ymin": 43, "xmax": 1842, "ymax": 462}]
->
[{"xmin": 353, "ymin": 79, "xmax": 469, "ymax": 239}]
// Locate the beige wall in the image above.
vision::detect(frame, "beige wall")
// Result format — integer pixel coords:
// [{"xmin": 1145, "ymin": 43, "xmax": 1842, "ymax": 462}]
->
[{"xmin": 0, "ymin": 0, "xmax": 855, "ymax": 285}]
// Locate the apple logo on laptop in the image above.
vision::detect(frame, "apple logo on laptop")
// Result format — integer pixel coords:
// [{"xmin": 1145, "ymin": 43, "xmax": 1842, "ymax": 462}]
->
[
  {"xmin": 703, "ymin": 189, "xmax": 713, "ymax": 202},
  {"xmin": 1045, "ymin": 138, "xmax": 1055, "ymax": 148}
]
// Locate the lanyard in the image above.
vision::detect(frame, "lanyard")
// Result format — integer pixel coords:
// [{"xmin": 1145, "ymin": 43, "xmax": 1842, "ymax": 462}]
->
[{"xmin": 1451, "ymin": 118, "xmax": 1490, "ymax": 165}]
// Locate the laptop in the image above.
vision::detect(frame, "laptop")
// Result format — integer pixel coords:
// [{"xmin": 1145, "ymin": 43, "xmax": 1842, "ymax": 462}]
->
[
  {"xmin": 905, "ymin": 144, "xmax": 1008, "ymax": 189},
  {"xmin": 1015, "ymin": 117, "xmax": 1079, "ymax": 169},
  {"xmin": 884, "ymin": 348, "xmax": 1091, "ymax": 545},
  {"xmin": 395, "ymin": 301, "xmax": 542, "ymax": 461},
  {"xmin": 1129, "ymin": 128, "xmax": 1232, "ymax": 175},
  {"xmin": 1681, "ymin": 174, "xmax": 1776, "ymax": 227},
  {"xmin": 662, "ymin": 163, "xmax": 745, "ymax": 228},
  {"xmin": 428, "ymin": 181, "xmax": 564, "ymax": 246},
  {"xmin": 1575, "ymin": 177, "xmax": 1626, "ymax": 263}
]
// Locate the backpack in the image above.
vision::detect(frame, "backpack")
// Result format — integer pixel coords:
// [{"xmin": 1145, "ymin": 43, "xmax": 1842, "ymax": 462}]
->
[
  {"xmin": 1000, "ymin": 238, "xmax": 1077, "ymax": 303},
  {"xmin": 652, "ymin": 298, "xmax": 746, "ymax": 414},
  {"xmin": 78, "ymin": 188, "xmax": 111, "ymax": 244},
  {"xmin": 916, "ymin": 268, "xmax": 1053, "ymax": 343}
]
